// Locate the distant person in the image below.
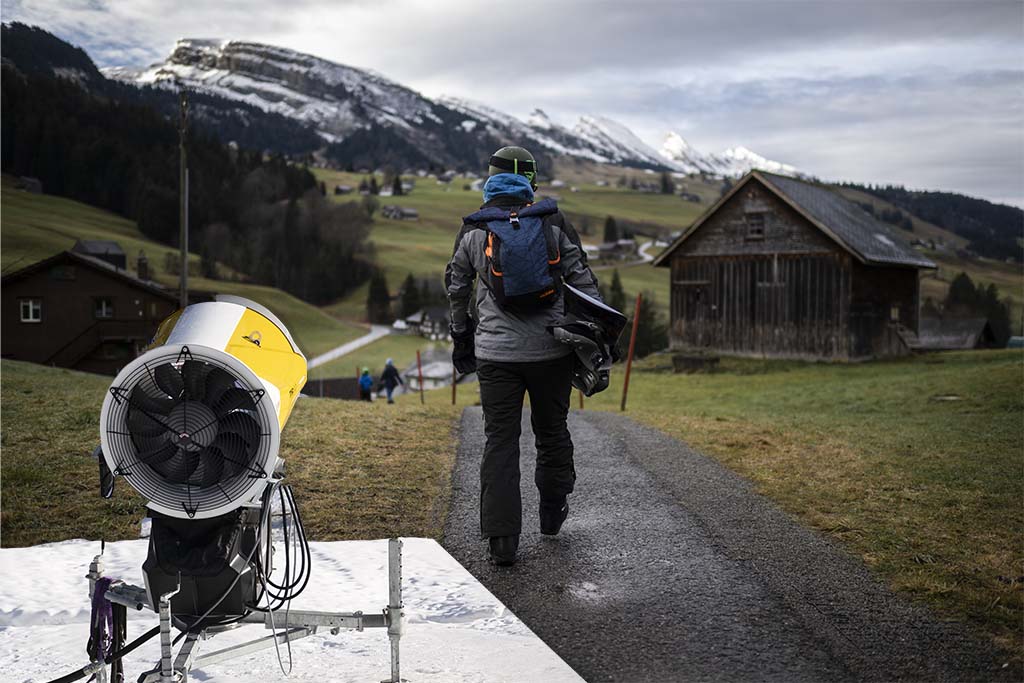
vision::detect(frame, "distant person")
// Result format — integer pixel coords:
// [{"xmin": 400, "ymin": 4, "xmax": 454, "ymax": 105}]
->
[
  {"xmin": 358, "ymin": 367, "xmax": 374, "ymax": 401},
  {"xmin": 379, "ymin": 358, "xmax": 404, "ymax": 404},
  {"xmin": 445, "ymin": 145, "xmax": 603, "ymax": 566}
]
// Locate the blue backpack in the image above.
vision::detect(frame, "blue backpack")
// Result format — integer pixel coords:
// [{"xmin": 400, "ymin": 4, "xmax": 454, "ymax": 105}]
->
[{"xmin": 464, "ymin": 198, "xmax": 562, "ymax": 310}]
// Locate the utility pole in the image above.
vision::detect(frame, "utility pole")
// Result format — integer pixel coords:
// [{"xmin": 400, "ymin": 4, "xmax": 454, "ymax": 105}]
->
[{"xmin": 178, "ymin": 91, "xmax": 189, "ymax": 309}]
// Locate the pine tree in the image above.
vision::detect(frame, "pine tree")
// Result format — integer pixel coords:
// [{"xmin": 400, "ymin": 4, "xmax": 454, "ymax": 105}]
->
[
  {"xmin": 632, "ymin": 292, "xmax": 668, "ymax": 358},
  {"xmin": 366, "ymin": 271, "xmax": 392, "ymax": 323},
  {"xmin": 609, "ymin": 269, "xmax": 627, "ymax": 313},
  {"xmin": 944, "ymin": 272, "xmax": 978, "ymax": 315},
  {"xmin": 603, "ymin": 216, "xmax": 619, "ymax": 243},
  {"xmin": 659, "ymin": 171, "xmax": 673, "ymax": 195},
  {"xmin": 399, "ymin": 272, "xmax": 421, "ymax": 318},
  {"xmin": 392, "ymin": 176, "xmax": 403, "ymax": 196},
  {"xmin": 369, "ymin": 176, "xmax": 380, "ymax": 195}
]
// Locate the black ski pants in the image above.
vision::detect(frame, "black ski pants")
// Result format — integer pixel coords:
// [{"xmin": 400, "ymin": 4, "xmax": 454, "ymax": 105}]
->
[{"xmin": 477, "ymin": 353, "xmax": 576, "ymax": 538}]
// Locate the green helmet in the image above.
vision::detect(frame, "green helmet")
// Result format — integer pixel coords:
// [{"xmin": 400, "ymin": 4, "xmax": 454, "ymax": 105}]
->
[{"xmin": 488, "ymin": 146, "xmax": 538, "ymax": 189}]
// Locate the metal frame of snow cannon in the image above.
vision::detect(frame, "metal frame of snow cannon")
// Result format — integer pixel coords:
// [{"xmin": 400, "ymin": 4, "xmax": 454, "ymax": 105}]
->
[{"xmin": 84, "ymin": 538, "xmax": 405, "ymax": 683}]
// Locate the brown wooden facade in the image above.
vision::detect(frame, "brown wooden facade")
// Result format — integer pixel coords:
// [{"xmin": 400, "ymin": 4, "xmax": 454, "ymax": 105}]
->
[
  {"xmin": 2, "ymin": 250, "xmax": 178, "ymax": 375},
  {"xmin": 655, "ymin": 173, "xmax": 934, "ymax": 360}
]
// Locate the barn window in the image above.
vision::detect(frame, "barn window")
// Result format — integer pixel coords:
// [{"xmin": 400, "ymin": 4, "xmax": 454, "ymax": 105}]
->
[
  {"xmin": 19, "ymin": 298, "xmax": 42, "ymax": 323},
  {"xmin": 745, "ymin": 212, "xmax": 766, "ymax": 240},
  {"xmin": 94, "ymin": 297, "xmax": 115, "ymax": 319}
]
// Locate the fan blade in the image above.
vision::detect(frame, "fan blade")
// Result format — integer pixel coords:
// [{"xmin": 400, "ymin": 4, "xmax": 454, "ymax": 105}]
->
[
  {"xmin": 159, "ymin": 450, "xmax": 201, "ymax": 485},
  {"xmin": 219, "ymin": 412, "xmax": 260, "ymax": 448},
  {"xmin": 192, "ymin": 448, "xmax": 226, "ymax": 488},
  {"xmin": 153, "ymin": 363, "xmax": 183, "ymax": 398},
  {"xmin": 130, "ymin": 384, "xmax": 176, "ymax": 416},
  {"xmin": 181, "ymin": 361, "xmax": 210, "ymax": 401},
  {"xmin": 215, "ymin": 388, "xmax": 256, "ymax": 416},
  {"xmin": 204, "ymin": 368, "xmax": 238, "ymax": 408},
  {"xmin": 137, "ymin": 441, "xmax": 177, "ymax": 468},
  {"xmin": 214, "ymin": 432, "xmax": 256, "ymax": 476},
  {"xmin": 128, "ymin": 409, "xmax": 168, "ymax": 437}
]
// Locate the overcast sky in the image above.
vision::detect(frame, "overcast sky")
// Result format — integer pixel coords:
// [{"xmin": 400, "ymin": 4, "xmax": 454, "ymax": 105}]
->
[{"xmin": 4, "ymin": 0, "xmax": 1023, "ymax": 206}]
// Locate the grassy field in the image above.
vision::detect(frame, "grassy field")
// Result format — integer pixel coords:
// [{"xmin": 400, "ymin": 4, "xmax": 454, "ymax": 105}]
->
[
  {"xmin": 0, "ymin": 176, "xmax": 366, "ymax": 357},
  {"xmin": 410, "ymin": 349, "xmax": 1024, "ymax": 659},
  {"xmin": 0, "ymin": 360, "xmax": 457, "ymax": 546},
  {"xmin": 313, "ymin": 168, "xmax": 699, "ymax": 321}
]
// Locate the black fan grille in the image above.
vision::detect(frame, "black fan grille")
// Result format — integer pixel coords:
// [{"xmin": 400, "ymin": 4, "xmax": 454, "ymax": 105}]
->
[{"xmin": 104, "ymin": 346, "xmax": 275, "ymax": 518}]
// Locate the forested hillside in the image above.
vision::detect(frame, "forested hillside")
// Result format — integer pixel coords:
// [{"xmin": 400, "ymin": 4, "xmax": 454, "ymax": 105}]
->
[
  {"xmin": 0, "ymin": 24, "xmax": 376, "ymax": 304},
  {"xmin": 841, "ymin": 181, "xmax": 1023, "ymax": 263}
]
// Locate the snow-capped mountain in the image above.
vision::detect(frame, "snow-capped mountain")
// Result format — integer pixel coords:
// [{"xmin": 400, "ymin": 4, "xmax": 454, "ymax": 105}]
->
[
  {"xmin": 659, "ymin": 132, "xmax": 801, "ymax": 177},
  {"xmin": 106, "ymin": 39, "xmax": 799, "ymax": 176}
]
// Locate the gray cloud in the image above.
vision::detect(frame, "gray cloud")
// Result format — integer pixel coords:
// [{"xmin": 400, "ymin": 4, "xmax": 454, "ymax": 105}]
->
[{"xmin": 2, "ymin": 0, "xmax": 1022, "ymax": 205}]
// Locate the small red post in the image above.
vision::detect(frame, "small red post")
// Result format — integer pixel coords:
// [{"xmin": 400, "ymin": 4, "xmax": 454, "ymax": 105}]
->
[
  {"xmin": 417, "ymin": 349, "xmax": 425, "ymax": 404},
  {"xmin": 451, "ymin": 364, "xmax": 457, "ymax": 406},
  {"xmin": 620, "ymin": 293, "xmax": 642, "ymax": 412}
]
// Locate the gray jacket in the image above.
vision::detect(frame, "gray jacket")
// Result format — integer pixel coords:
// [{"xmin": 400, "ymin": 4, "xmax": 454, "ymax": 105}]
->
[{"xmin": 445, "ymin": 198, "xmax": 602, "ymax": 362}]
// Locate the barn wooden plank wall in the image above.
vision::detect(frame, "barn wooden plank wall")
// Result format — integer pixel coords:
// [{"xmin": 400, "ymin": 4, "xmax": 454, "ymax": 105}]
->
[{"xmin": 670, "ymin": 253, "xmax": 852, "ymax": 359}]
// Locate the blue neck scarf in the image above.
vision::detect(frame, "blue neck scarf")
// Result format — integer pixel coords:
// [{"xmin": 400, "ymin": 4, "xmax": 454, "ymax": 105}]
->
[{"xmin": 482, "ymin": 173, "xmax": 535, "ymax": 204}]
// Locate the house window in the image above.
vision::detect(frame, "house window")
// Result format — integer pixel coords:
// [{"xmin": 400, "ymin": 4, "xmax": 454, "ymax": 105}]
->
[
  {"xmin": 49, "ymin": 265, "xmax": 76, "ymax": 281},
  {"xmin": 19, "ymin": 298, "xmax": 42, "ymax": 323},
  {"xmin": 745, "ymin": 212, "xmax": 766, "ymax": 240},
  {"xmin": 95, "ymin": 297, "xmax": 115, "ymax": 319}
]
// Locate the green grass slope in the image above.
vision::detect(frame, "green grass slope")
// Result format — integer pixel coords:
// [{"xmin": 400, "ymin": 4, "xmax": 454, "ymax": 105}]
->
[
  {"xmin": 1, "ymin": 176, "xmax": 365, "ymax": 357},
  {"xmin": 0, "ymin": 359, "xmax": 457, "ymax": 546}
]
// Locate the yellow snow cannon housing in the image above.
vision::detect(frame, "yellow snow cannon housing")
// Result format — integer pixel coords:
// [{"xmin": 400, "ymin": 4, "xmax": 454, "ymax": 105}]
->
[{"xmin": 99, "ymin": 295, "xmax": 307, "ymax": 520}]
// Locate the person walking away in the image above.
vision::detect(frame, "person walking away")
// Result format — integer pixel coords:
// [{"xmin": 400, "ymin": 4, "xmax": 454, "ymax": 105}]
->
[
  {"xmin": 445, "ymin": 145, "xmax": 603, "ymax": 566},
  {"xmin": 379, "ymin": 358, "xmax": 404, "ymax": 404},
  {"xmin": 358, "ymin": 367, "xmax": 374, "ymax": 401}
]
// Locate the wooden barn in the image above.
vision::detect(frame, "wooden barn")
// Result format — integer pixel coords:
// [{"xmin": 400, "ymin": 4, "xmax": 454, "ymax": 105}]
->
[{"xmin": 652, "ymin": 171, "xmax": 936, "ymax": 360}]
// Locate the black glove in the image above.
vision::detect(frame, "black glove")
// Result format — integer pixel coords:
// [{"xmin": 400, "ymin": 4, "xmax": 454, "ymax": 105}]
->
[{"xmin": 451, "ymin": 319, "xmax": 477, "ymax": 374}]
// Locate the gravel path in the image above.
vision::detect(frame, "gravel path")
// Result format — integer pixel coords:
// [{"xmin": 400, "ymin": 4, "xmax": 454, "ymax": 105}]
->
[{"xmin": 442, "ymin": 407, "xmax": 1007, "ymax": 682}]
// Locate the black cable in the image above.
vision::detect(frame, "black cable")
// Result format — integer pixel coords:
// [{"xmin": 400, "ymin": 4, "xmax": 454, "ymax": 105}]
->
[{"xmin": 45, "ymin": 626, "xmax": 160, "ymax": 683}]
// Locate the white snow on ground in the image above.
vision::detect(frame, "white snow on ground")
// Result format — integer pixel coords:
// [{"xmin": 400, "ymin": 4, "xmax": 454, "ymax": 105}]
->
[{"xmin": 0, "ymin": 538, "xmax": 583, "ymax": 683}]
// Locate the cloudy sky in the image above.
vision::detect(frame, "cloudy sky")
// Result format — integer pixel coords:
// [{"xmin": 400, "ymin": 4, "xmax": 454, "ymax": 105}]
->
[{"xmin": 4, "ymin": 0, "xmax": 1023, "ymax": 206}]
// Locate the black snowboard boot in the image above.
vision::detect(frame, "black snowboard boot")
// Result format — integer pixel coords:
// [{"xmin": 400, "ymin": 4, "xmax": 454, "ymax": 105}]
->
[
  {"xmin": 540, "ymin": 497, "xmax": 569, "ymax": 536},
  {"xmin": 489, "ymin": 535, "xmax": 519, "ymax": 566}
]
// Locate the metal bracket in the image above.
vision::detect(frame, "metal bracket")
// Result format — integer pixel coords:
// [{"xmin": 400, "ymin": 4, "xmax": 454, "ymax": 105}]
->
[{"xmin": 132, "ymin": 538, "xmax": 405, "ymax": 683}]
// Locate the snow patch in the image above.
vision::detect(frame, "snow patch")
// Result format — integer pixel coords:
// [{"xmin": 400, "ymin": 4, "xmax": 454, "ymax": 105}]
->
[{"xmin": 0, "ymin": 538, "xmax": 583, "ymax": 682}]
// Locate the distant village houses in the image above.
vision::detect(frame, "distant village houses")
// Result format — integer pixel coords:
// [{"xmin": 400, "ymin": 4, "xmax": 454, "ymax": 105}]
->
[{"xmin": 381, "ymin": 205, "xmax": 419, "ymax": 220}]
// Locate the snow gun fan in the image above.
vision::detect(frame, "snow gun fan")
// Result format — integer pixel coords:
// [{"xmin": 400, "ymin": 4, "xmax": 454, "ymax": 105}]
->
[
  {"xmin": 62, "ymin": 295, "xmax": 406, "ymax": 683},
  {"xmin": 99, "ymin": 296, "xmax": 308, "ymax": 625}
]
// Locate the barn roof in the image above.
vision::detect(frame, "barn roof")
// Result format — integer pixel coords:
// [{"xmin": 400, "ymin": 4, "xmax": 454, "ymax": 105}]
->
[
  {"xmin": 653, "ymin": 171, "xmax": 937, "ymax": 269},
  {"xmin": 913, "ymin": 318, "xmax": 994, "ymax": 351},
  {"xmin": 1, "ymin": 249, "xmax": 177, "ymax": 301}
]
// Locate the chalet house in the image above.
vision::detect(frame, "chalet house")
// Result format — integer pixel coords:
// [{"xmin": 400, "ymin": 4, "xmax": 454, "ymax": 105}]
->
[
  {"xmin": 653, "ymin": 171, "xmax": 936, "ymax": 360},
  {"xmin": 1, "ymin": 249, "xmax": 178, "ymax": 375},
  {"xmin": 598, "ymin": 239, "xmax": 639, "ymax": 261},
  {"xmin": 405, "ymin": 307, "xmax": 450, "ymax": 340}
]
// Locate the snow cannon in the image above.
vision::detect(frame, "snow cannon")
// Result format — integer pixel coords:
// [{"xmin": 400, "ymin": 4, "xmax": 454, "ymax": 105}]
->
[
  {"xmin": 98, "ymin": 295, "xmax": 307, "ymax": 624},
  {"xmin": 100, "ymin": 295, "xmax": 306, "ymax": 520}
]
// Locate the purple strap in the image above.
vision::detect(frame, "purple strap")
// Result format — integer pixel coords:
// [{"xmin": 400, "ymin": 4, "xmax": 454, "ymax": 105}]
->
[{"xmin": 90, "ymin": 577, "xmax": 115, "ymax": 665}]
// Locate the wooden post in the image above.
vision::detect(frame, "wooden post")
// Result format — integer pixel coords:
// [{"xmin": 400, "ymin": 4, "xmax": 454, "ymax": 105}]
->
[
  {"xmin": 451, "ymin": 364, "xmax": 457, "ymax": 406},
  {"xmin": 178, "ymin": 91, "xmax": 189, "ymax": 309},
  {"xmin": 620, "ymin": 293, "xmax": 642, "ymax": 412},
  {"xmin": 578, "ymin": 389, "xmax": 584, "ymax": 410},
  {"xmin": 417, "ymin": 349, "xmax": 425, "ymax": 404}
]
